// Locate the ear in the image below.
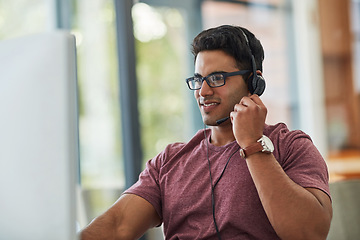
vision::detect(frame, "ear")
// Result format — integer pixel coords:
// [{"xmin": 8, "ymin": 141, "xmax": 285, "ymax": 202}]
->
[{"xmin": 256, "ymin": 70, "xmax": 263, "ymax": 76}]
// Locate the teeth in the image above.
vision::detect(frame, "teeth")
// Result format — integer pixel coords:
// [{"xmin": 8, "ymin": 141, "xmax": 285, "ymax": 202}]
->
[{"xmin": 204, "ymin": 103, "xmax": 217, "ymax": 107}]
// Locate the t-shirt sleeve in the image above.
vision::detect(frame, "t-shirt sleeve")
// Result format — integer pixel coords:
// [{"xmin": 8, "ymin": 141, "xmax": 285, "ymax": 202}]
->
[
  {"xmin": 123, "ymin": 153, "xmax": 164, "ymax": 221},
  {"xmin": 272, "ymin": 126, "xmax": 331, "ymax": 199}
]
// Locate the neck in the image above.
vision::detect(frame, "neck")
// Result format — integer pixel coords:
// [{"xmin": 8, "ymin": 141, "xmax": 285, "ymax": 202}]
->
[{"xmin": 209, "ymin": 124, "xmax": 236, "ymax": 146}]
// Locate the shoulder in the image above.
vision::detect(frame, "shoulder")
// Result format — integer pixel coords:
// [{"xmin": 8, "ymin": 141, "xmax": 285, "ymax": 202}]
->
[
  {"xmin": 164, "ymin": 129, "xmax": 206, "ymax": 151},
  {"xmin": 264, "ymin": 122, "xmax": 312, "ymax": 145},
  {"xmin": 155, "ymin": 129, "xmax": 207, "ymax": 165},
  {"xmin": 264, "ymin": 123, "xmax": 319, "ymax": 163}
]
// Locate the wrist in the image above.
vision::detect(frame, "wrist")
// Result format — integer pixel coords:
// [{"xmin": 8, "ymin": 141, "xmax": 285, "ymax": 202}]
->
[
  {"xmin": 238, "ymin": 136, "xmax": 262, "ymax": 149},
  {"xmin": 239, "ymin": 135, "xmax": 274, "ymax": 159}
]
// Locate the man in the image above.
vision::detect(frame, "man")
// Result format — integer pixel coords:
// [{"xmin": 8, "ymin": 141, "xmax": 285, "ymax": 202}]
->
[{"xmin": 80, "ymin": 25, "xmax": 332, "ymax": 240}]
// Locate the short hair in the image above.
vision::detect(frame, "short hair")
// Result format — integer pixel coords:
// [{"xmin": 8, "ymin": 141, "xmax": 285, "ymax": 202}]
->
[{"xmin": 191, "ymin": 25, "xmax": 264, "ymax": 72}]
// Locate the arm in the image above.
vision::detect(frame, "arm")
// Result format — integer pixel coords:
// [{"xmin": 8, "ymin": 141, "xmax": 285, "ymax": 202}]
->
[
  {"xmin": 80, "ymin": 194, "xmax": 161, "ymax": 240},
  {"xmin": 245, "ymin": 152, "xmax": 332, "ymax": 240},
  {"xmin": 230, "ymin": 95, "xmax": 332, "ymax": 240}
]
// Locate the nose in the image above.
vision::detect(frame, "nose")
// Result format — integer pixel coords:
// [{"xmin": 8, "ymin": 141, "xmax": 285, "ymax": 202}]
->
[{"xmin": 198, "ymin": 79, "xmax": 214, "ymax": 97}]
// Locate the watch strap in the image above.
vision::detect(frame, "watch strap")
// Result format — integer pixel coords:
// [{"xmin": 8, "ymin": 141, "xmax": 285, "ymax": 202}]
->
[{"xmin": 240, "ymin": 142, "xmax": 264, "ymax": 159}]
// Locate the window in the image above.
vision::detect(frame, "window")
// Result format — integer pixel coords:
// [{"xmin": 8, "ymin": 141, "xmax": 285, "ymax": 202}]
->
[{"xmin": 0, "ymin": 0, "xmax": 48, "ymax": 40}]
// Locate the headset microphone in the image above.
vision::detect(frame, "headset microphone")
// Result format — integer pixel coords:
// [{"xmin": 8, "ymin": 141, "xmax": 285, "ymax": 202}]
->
[{"xmin": 216, "ymin": 117, "xmax": 229, "ymax": 125}]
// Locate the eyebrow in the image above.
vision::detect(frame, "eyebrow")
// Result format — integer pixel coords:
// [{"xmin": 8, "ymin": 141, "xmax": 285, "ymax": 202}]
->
[{"xmin": 194, "ymin": 71, "xmax": 227, "ymax": 77}]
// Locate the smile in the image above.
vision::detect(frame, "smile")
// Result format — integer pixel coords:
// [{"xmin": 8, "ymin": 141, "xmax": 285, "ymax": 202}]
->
[{"xmin": 203, "ymin": 102, "xmax": 219, "ymax": 107}]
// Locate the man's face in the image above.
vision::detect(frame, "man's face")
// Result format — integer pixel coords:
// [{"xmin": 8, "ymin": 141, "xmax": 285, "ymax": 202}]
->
[{"xmin": 194, "ymin": 50, "xmax": 250, "ymax": 126}]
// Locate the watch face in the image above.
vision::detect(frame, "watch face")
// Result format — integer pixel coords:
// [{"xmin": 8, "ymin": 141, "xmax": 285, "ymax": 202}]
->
[{"xmin": 261, "ymin": 136, "xmax": 274, "ymax": 153}]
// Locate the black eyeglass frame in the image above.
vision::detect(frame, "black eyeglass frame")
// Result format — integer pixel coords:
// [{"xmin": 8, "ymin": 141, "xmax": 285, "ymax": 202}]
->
[{"xmin": 185, "ymin": 70, "xmax": 251, "ymax": 90}]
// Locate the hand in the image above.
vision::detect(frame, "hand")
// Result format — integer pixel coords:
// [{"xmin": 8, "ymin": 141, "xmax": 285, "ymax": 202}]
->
[{"xmin": 230, "ymin": 94, "xmax": 267, "ymax": 148}]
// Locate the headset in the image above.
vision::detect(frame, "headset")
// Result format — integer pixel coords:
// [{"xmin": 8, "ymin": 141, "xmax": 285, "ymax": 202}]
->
[{"xmin": 239, "ymin": 28, "xmax": 266, "ymax": 96}]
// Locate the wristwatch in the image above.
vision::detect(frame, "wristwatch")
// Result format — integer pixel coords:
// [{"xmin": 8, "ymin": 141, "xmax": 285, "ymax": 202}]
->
[{"xmin": 240, "ymin": 135, "xmax": 274, "ymax": 159}]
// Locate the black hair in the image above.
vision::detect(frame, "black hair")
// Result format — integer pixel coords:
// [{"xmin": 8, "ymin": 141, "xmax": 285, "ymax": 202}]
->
[{"xmin": 191, "ymin": 25, "xmax": 264, "ymax": 72}]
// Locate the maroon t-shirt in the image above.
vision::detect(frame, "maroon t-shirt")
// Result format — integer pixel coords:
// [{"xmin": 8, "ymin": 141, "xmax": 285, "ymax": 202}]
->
[{"xmin": 125, "ymin": 123, "xmax": 330, "ymax": 239}]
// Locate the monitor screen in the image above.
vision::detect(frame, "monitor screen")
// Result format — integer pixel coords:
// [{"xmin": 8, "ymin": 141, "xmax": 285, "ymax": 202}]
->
[{"xmin": 0, "ymin": 31, "xmax": 79, "ymax": 240}]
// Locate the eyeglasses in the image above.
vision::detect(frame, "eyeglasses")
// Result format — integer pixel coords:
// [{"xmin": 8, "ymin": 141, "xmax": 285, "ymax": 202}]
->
[{"xmin": 185, "ymin": 70, "xmax": 251, "ymax": 90}]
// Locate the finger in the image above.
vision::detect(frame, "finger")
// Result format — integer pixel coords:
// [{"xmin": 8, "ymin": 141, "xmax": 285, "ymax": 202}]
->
[
  {"xmin": 230, "ymin": 110, "xmax": 241, "ymax": 122},
  {"xmin": 233, "ymin": 102, "xmax": 247, "ymax": 112},
  {"xmin": 239, "ymin": 96, "xmax": 256, "ymax": 108},
  {"xmin": 240, "ymin": 95, "xmax": 265, "ymax": 112},
  {"xmin": 249, "ymin": 94, "xmax": 265, "ymax": 108}
]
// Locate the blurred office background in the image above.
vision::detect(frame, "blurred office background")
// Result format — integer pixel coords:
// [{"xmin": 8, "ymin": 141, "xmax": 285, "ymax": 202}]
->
[{"xmin": 1, "ymin": 0, "xmax": 359, "ymax": 239}]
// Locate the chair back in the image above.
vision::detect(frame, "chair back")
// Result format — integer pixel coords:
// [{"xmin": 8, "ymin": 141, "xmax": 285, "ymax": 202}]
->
[{"xmin": 327, "ymin": 179, "xmax": 360, "ymax": 240}]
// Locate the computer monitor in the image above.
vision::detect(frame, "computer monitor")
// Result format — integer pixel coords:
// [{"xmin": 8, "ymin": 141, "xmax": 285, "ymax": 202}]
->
[{"xmin": 0, "ymin": 31, "xmax": 79, "ymax": 240}]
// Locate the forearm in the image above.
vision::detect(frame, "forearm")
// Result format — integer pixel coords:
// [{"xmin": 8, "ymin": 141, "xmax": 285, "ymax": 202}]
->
[
  {"xmin": 80, "ymin": 212, "xmax": 120, "ymax": 240},
  {"xmin": 245, "ymin": 152, "xmax": 332, "ymax": 240},
  {"xmin": 80, "ymin": 194, "xmax": 161, "ymax": 240}
]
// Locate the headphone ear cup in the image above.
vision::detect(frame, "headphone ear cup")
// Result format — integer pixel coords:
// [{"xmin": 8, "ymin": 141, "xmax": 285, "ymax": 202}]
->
[{"xmin": 249, "ymin": 75, "xmax": 266, "ymax": 96}]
